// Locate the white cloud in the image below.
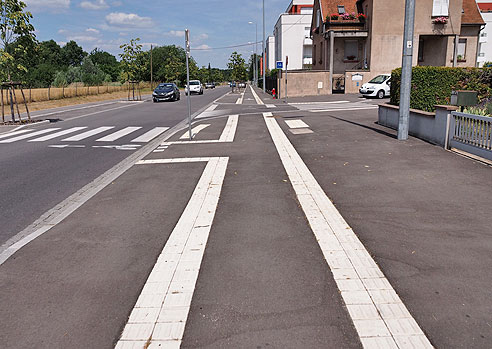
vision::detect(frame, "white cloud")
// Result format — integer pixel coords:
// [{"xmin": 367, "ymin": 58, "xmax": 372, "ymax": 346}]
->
[
  {"xmin": 86, "ymin": 28, "xmax": 100, "ymax": 34},
  {"xmin": 195, "ymin": 44, "xmax": 211, "ymax": 50},
  {"xmin": 105, "ymin": 12, "xmax": 153, "ymax": 28},
  {"xmin": 25, "ymin": 0, "xmax": 70, "ymax": 11},
  {"xmin": 167, "ymin": 30, "xmax": 185, "ymax": 37},
  {"xmin": 79, "ymin": 0, "xmax": 108, "ymax": 10},
  {"xmin": 67, "ymin": 35, "xmax": 98, "ymax": 42}
]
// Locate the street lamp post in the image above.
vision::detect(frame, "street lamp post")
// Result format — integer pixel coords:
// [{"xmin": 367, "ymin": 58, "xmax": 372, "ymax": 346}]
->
[
  {"xmin": 262, "ymin": 0, "xmax": 266, "ymax": 92},
  {"xmin": 249, "ymin": 21, "xmax": 258, "ymax": 86}
]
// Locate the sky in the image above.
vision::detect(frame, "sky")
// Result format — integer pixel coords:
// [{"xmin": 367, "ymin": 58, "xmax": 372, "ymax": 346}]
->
[{"xmin": 24, "ymin": 0, "xmax": 290, "ymax": 69}]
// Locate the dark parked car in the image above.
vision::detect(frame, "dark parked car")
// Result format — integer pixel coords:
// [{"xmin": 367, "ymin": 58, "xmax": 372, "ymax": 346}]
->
[
  {"xmin": 153, "ymin": 83, "xmax": 180, "ymax": 102},
  {"xmin": 205, "ymin": 82, "xmax": 215, "ymax": 89}
]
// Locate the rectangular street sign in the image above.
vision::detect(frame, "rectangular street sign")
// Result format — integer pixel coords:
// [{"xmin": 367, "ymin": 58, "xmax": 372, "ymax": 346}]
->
[{"xmin": 276, "ymin": 61, "xmax": 283, "ymax": 69}]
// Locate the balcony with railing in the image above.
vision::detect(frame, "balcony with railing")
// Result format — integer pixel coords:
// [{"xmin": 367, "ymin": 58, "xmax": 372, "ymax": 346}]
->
[{"xmin": 323, "ymin": 15, "xmax": 368, "ymax": 37}]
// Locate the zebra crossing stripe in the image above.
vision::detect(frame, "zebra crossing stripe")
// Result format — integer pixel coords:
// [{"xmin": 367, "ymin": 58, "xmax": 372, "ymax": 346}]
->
[
  {"xmin": 96, "ymin": 127, "xmax": 142, "ymax": 142},
  {"xmin": 62, "ymin": 126, "xmax": 115, "ymax": 141},
  {"xmin": 0, "ymin": 128, "xmax": 61, "ymax": 144},
  {"xmin": 28, "ymin": 127, "xmax": 88, "ymax": 142},
  {"xmin": 131, "ymin": 127, "xmax": 170, "ymax": 143},
  {"xmin": 0, "ymin": 129, "xmax": 33, "ymax": 140}
]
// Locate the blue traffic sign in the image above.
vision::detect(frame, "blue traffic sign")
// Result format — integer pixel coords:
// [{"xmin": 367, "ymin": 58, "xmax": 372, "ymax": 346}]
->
[{"xmin": 276, "ymin": 61, "xmax": 283, "ymax": 69}]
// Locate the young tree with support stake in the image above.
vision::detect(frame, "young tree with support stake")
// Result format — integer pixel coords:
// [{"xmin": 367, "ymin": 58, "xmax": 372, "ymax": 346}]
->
[
  {"xmin": 119, "ymin": 38, "xmax": 144, "ymax": 101},
  {"xmin": 0, "ymin": 0, "xmax": 35, "ymax": 123}
]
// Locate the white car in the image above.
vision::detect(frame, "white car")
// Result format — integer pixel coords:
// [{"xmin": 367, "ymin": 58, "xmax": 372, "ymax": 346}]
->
[
  {"xmin": 359, "ymin": 74, "xmax": 391, "ymax": 99},
  {"xmin": 185, "ymin": 80, "xmax": 203, "ymax": 95}
]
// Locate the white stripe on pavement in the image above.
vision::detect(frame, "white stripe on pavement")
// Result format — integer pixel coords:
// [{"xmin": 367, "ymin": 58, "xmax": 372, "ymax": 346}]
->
[
  {"xmin": 250, "ymin": 85, "xmax": 264, "ymax": 105},
  {"xmin": 117, "ymin": 157, "xmax": 228, "ymax": 348},
  {"xmin": 62, "ymin": 126, "xmax": 115, "ymax": 141},
  {"xmin": 289, "ymin": 101, "xmax": 350, "ymax": 105},
  {"xmin": 131, "ymin": 127, "xmax": 170, "ymax": 143},
  {"xmin": 218, "ymin": 115, "xmax": 238, "ymax": 142},
  {"xmin": 265, "ymin": 104, "xmax": 276, "ymax": 108},
  {"xmin": 96, "ymin": 127, "xmax": 142, "ymax": 142},
  {"xmin": 0, "ymin": 128, "xmax": 60, "ymax": 143},
  {"xmin": 28, "ymin": 127, "xmax": 88, "ymax": 142},
  {"xmin": 285, "ymin": 119, "xmax": 309, "ymax": 129},
  {"xmin": 0, "ymin": 129, "xmax": 33, "ymax": 140},
  {"xmin": 179, "ymin": 124, "xmax": 210, "ymax": 140},
  {"xmin": 263, "ymin": 112, "xmax": 433, "ymax": 349},
  {"xmin": 309, "ymin": 106, "xmax": 378, "ymax": 113}
]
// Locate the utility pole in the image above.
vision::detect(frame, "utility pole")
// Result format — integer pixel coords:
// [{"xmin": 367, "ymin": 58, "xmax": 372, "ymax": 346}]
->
[
  {"xmin": 398, "ymin": 0, "xmax": 416, "ymax": 141},
  {"xmin": 150, "ymin": 44, "xmax": 153, "ymax": 90},
  {"xmin": 185, "ymin": 29, "xmax": 193, "ymax": 141},
  {"xmin": 262, "ymin": 0, "xmax": 266, "ymax": 93}
]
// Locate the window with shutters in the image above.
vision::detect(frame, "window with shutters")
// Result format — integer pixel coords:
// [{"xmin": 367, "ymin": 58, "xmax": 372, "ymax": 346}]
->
[{"xmin": 432, "ymin": 0, "xmax": 449, "ymax": 17}]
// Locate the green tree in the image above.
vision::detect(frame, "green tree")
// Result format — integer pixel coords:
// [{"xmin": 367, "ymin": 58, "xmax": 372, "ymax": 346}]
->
[
  {"xmin": 61, "ymin": 40, "xmax": 86, "ymax": 67},
  {"xmin": 89, "ymin": 48, "xmax": 120, "ymax": 81},
  {"xmin": 0, "ymin": 0, "xmax": 35, "ymax": 81},
  {"xmin": 80, "ymin": 56, "xmax": 105, "ymax": 85},
  {"xmin": 119, "ymin": 38, "xmax": 145, "ymax": 82},
  {"xmin": 228, "ymin": 51, "xmax": 247, "ymax": 81}
]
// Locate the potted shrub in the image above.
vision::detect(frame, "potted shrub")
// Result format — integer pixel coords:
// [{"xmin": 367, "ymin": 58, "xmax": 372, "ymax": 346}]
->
[
  {"xmin": 357, "ymin": 13, "xmax": 367, "ymax": 22},
  {"xmin": 432, "ymin": 16, "xmax": 448, "ymax": 24},
  {"xmin": 346, "ymin": 55, "xmax": 356, "ymax": 61}
]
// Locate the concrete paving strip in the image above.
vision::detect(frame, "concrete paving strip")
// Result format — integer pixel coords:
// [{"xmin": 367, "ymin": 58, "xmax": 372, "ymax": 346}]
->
[
  {"xmin": 263, "ymin": 112, "xmax": 433, "ymax": 349},
  {"xmin": 0, "ymin": 99, "xmax": 220, "ymax": 266},
  {"xmin": 116, "ymin": 157, "xmax": 228, "ymax": 348}
]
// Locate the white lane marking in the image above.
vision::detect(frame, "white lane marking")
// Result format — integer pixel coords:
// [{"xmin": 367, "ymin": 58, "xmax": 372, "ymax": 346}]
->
[
  {"xmin": 0, "ymin": 128, "xmax": 60, "ymax": 143},
  {"xmin": 218, "ymin": 115, "xmax": 238, "ymax": 142},
  {"xmin": 285, "ymin": 119, "xmax": 309, "ymax": 129},
  {"xmin": 263, "ymin": 112, "xmax": 273, "ymax": 117},
  {"xmin": 117, "ymin": 157, "xmax": 228, "ymax": 348},
  {"xmin": 0, "ymin": 129, "xmax": 33, "ymax": 140},
  {"xmin": 96, "ymin": 127, "xmax": 142, "ymax": 142},
  {"xmin": 289, "ymin": 101, "xmax": 350, "ymax": 105},
  {"xmin": 205, "ymin": 104, "xmax": 217, "ymax": 112},
  {"xmin": 179, "ymin": 124, "xmax": 210, "ymax": 140},
  {"xmin": 265, "ymin": 104, "xmax": 276, "ymax": 108},
  {"xmin": 93, "ymin": 144, "xmax": 142, "ymax": 151},
  {"xmin": 235, "ymin": 91, "xmax": 245, "ymax": 105},
  {"xmin": 62, "ymin": 126, "xmax": 115, "ymax": 141},
  {"xmin": 28, "ymin": 127, "xmax": 88, "ymax": 142},
  {"xmin": 309, "ymin": 106, "xmax": 379, "ymax": 113},
  {"xmin": 137, "ymin": 158, "xmax": 214, "ymax": 164},
  {"xmin": 49, "ymin": 145, "xmax": 86, "ymax": 149},
  {"xmin": 131, "ymin": 127, "xmax": 170, "ymax": 143},
  {"xmin": 262, "ymin": 112, "xmax": 433, "ymax": 348},
  {"xmin": 250, "ymin": 85, "xmax": 264, "ymax": 105}
]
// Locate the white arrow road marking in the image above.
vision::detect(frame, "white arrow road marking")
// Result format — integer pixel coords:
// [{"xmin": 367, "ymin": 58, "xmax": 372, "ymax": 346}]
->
[
  {"xmin": 179, "ymin": 124, "xmax": 210, "ymax": 140},
  {"xmin": 116, "ymin": 157, "xmax": 228, "ymax": 348}
]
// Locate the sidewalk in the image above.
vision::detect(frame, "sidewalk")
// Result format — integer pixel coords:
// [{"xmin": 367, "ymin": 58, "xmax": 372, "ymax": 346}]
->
[{"xmin": 0, "ymin": 86, "xmax": 490, "ymax": 348}]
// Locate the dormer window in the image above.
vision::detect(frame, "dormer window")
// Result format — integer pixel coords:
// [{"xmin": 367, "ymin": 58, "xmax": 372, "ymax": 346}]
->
[{"xmin": 338, "ymin": 5, "xmax": 346, "ymax": 14}]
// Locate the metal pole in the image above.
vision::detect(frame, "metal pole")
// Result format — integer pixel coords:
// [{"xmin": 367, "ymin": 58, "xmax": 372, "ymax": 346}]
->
[
  {"xmin": 262, "ymin": 0, "xmax": 266, "ymax": 92},
  {"xmin": 329, "ymin": 30, "xmax": 334, "ymax": 94},
  {"xmin": 150, "ymin": 44, "xmax": 153, "ymax": 89},
  {"xmin": 398, "ymin": 0, "xmax": 416, "ymax": 141},
  {"xmin": 285, "ymin": 56, "xmax": 288, "ymax": 101},
  {"xmin": 255, "ymin": 23, "xmax": 258, "ymax": 86},
  {"xmin": 185, "ymin": 29, "xmax": 193, "ymax": 141}
]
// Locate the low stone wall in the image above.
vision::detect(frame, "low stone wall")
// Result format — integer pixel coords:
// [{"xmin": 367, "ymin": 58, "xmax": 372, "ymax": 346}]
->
[{"xmin": 378, "ymin": 103, "xmax": 458, "ymax": 146}]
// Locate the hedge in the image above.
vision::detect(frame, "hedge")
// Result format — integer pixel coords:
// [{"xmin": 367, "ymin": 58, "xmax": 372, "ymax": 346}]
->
[{"xmin": 390, "ymin": 66, "xmax": 492, "ymax": 112}]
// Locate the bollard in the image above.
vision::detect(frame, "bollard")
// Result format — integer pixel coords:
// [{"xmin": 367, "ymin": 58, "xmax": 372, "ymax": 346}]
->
[{"xmin": 272, "ymin": 88, "xmax": 276, "ymax": 99}]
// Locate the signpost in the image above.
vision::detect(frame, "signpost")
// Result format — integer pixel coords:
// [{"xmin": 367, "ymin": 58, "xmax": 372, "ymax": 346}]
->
[
  {"xmin": 285, "ymin": 56, "xmax": 288, "ymax": 101},
  {"xmin": 185, "ymin": 29, "xmax": 193, "ymax": 140},
  {"xmin": 276, "ymin": 61, "xmax": 283, "ymax": 69}
]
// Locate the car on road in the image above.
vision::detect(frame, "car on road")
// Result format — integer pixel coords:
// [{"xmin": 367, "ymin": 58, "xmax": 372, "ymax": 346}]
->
[
  {"xmin": 152, "ymin": 83, "xmax": 180, "ymax": 102},
  {"xmin": 205, "ymin": 82, "xmax": 215, "ymax": 89},
  {"xmin": 185, "ymin": 80, "xmax": 203, "ymax": 95},
  {"xmin": 359, "ymin": 74, "xmax": 391, "ymax": 99}
]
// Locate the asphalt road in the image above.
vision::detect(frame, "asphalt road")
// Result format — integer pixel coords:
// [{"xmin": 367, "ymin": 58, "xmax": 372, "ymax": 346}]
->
[
  {"xmin": 0, "ymin": 86, "xmax": 228, "ymax": 245},
  {"xmin": 1, "ymin": 86, "xmax": 490, "ymax": 349}
]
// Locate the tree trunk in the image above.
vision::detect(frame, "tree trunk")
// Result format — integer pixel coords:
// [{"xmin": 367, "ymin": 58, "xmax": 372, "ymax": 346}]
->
[{"xmin": 8, "ymin": 87, "xmax": 16, "ymax": 123}]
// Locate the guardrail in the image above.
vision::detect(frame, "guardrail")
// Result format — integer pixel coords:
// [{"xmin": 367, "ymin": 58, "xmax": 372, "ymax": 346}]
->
[{"xmin": 447, "ymin": 111, "xmax": 492, "ymax": 161}]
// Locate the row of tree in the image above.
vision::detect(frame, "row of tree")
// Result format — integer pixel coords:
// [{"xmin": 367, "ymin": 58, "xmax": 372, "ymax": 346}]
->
[{"xmin": 1, "ymin": 0, "xmax": 254, "ymax": 88}]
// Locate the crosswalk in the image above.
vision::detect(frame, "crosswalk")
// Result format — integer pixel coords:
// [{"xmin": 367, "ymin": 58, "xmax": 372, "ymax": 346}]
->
[{"xmin": 0, "ymin": 126, "xmax": 170, "ymax": 145}]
